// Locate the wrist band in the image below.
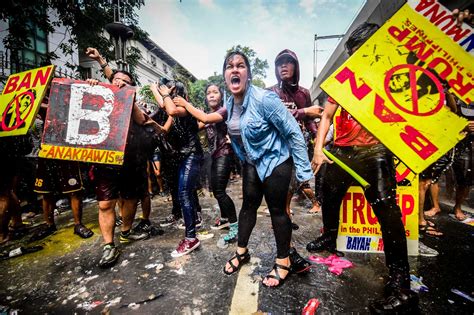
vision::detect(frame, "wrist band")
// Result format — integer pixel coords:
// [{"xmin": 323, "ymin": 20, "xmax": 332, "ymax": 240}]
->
[
  {"xmin": 100, "ymin": 62, "xmax": 108, "ymax": 69},
  {"xmin": 162, "ymin": 94, "xmax": 171, "ymax": 101}
]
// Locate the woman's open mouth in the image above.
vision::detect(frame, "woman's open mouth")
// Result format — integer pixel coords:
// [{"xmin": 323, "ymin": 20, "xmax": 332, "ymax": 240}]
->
[{"xmin": 231, "ymin": 76, "xmax": 241, "ymax": 86}]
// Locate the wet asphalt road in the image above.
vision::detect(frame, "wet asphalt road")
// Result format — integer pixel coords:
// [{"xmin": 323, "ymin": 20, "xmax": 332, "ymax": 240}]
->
[{"xmin": 0, "ymin": 179, "xmax": 473, "ymax": 314}]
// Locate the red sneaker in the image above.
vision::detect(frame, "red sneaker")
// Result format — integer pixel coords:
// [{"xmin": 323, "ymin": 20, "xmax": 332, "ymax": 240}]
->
[{"xmin": 171, "ymin": 238, "xmax": 200, "ymax": 258}]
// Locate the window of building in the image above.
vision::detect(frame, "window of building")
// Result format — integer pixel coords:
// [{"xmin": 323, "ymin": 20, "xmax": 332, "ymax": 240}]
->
[
  {"xmin": 163, "ymin": 63, "xmax": 168, "ymax": 74},
  {"xmin": 21, "ymin": 21, "xmax": 49, "ymax": 68},
  {"xmin": 151, "ymin": 55, "xmax": 157, "ymax": 66}
]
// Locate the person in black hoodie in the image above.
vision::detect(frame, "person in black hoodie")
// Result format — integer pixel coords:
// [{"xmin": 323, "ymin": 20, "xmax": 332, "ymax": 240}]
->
[
  {"xmin": 270, "ymin": 49, "xmax": 322, "ymax": 217},
  {"xmin": 269, "ymin": 49, "xmax": 322, "ymax": 273}
]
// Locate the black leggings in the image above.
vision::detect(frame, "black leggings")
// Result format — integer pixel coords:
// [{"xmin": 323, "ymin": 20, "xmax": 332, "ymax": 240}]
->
[
  {"xmin": 321, "ymin": 144, "xmax": 409, "ymax": 275},
  {"xmin": 238, "ymin": 158, "xmax": 292, "ymax": 258},
  {"xmin": 211, "ymin": 155, "xmax": 237, "ymax": 223}
]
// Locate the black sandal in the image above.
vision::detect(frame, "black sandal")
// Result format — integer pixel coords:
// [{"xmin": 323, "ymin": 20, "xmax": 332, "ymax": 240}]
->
[
  {"xmin": 74, "ymin": 224, "xmax": 94, "ymax": 239},
  {"xmin": 262, "ymin": 263, "xmax": 291, "ymax": 288},
  {"xmin": 223, "ymin": 250, "xmax": 250, "ymax": 275}
]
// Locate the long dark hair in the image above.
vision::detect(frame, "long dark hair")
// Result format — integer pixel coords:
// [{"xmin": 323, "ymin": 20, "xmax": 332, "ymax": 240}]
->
[
  {"xmin": 222, "ymin": 50, "xmax": 252, "ymax": 81},
  {"xmin": 345, "ymin": 22, "xmax": 379, "ymax": 55}
]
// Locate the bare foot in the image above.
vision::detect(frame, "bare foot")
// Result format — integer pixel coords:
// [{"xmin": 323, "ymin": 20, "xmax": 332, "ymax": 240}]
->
[
  {"xmin": 308, "ymin": 203, "xmax": 321, "ymax": 214},
  {"xmin": 454, "ymin": 210, "xmax": 467, "ymax": 221},
  {"xmin": 424, "ymin": 207, "xmax": 440, "ymax": 217},
  {"xmin": 262, "ymin": 257, "xmax": 290, "ymax": 287}
]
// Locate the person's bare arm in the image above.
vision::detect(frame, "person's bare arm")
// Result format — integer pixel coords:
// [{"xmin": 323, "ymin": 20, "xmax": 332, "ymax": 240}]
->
[
  {"xmin": 162, "ymin": 116, "xmax": 173, "ymax": 133},
  {"xmin": 303, "ymin": 105, "xmax": 323, "ymax": 119},
  {"xmin": 174, "ymin": 96, "xmax": 224, "ymax": 124},
  {"xmin": 85, "ymin": 47, "xmax": 113, "ymax": 81},
  {"xmin": 198, "ymin": 121, "xmax": 206, "ymax": 130},
  {"xmin": 132, "ymin": 103, "xmax": 148, "ymax": 125},
  {"xmin": 149, "ymin": 83, "xmax": 188, "ymax": 117},
  {"xmin": 311, "ymin": 102, "xmax": 338, "ymax": 174}
]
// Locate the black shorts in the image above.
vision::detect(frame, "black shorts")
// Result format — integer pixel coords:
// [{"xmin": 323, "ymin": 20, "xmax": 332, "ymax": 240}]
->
[
  {"xmin": 453, "ymin": 138, "xmax": 473, "ymax": 186},
  {"xmin": 419, "ymin": 150, "xmax": 455, "ymax": 183},
  {"xmin": 34, "ymin": 159, "xmax": 83, "ymax": 194},
  {"xmin": 93, "ymin": 161, "xmax": 147, "ymax": 201}
]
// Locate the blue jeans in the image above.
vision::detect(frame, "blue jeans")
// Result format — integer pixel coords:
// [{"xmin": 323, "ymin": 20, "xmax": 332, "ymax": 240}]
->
[{"xmin": 178, "ymin": 153, "xmax": 202, "ymax": 238}]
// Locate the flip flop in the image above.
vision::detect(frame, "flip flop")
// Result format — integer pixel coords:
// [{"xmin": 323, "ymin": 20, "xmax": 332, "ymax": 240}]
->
[{"xmin": 419, "ymin": 224, "xmax": 443, "ymax": 237}]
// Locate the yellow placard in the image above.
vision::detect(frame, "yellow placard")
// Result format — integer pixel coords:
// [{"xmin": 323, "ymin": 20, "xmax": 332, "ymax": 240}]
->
[
  {"xmin": 39, "ymin": 144, "xmax": 124, "ymax": 165},
  {"xmin": 337, "ymin": 176, "xmax": 419, "ymax": 256},
  {"xmin": 0, "ymin": 65, "xmax": 55, "ymax": 137},
  {"xmin": 321, "ymin": 2, "xmax": 471, "ymax": 174}
]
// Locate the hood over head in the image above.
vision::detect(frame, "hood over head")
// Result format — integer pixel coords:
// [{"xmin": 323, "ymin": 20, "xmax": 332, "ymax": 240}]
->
[{"xmin": 274, "ymin": 49, "xmax": 300, "ymax": 89}]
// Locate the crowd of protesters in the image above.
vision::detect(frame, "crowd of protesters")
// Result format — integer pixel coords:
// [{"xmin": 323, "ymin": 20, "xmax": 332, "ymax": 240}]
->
[{"xmin": 0, "ymin": 9, "xmax": 473, "ymax": 314}]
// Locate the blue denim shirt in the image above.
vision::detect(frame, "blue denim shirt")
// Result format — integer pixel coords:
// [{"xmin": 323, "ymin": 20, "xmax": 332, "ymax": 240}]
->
[{"xmin": 226, "ymin": 84, "xmax": 312, "ymax": 183}]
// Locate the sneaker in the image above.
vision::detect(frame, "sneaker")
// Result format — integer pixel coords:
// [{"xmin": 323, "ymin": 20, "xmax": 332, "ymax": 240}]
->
[
  {"xmin": 74, "ymin": 224, "xmax": 94, "ymax": 239},
  {"xmin": 98, "ymin": 244, "xmax": 120, "ymax": 268},
  {"xmin": 217, "ymin": 223, "xmax": 238, "ymax": 249},
  {"xmin": 132, "ymin": 219, "xmax": 152, "ymax": 234},
  {"xmin": 115, "ymin": 216, "xmax": 123, "ymax": 227},
  {"xmin": 171, "ymin": 238, "xmax": 200, "ymax": 258},
  {"xmin": 369, "ymin": 288, "xmax": 418, "ymax": 314},
  {"xmin": 160, "ymin": 214, "xmax": 178, "ymax": 227},
  {"xmin": 196, "ymin": 212, "xmax": 203, "ymax": 228},
  {"xmin": 211, "ymin": 218, "xmax": 230, "ymax": 230},
  {"xmin": 289, "ymin": 247, "xmax": 311, "ymax": 274},
  {"xmin": 306, "ymin": 232, "xmax": 337, "ymax": 253},
  {"xmin": 419, "ymin": 242, "xmax": 438, "ymax": 257},
  {"xmin": 149, "ymin": 226, "xmax": 164, "ymax": 236},
  {"xmin": 119, "ymin": 230, "xmax": 150, "ymax": 244}
]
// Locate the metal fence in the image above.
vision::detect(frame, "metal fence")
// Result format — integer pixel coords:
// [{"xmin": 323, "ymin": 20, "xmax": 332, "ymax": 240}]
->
[{"xmin": 0, "ymin": 50, "xmax": 80, "ymax": 84}]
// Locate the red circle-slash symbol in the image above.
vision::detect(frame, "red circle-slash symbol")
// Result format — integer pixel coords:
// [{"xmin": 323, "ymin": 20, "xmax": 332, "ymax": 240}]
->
[
  {"xmin": 1, "ymin": 90, "xmax": 36, "ymax": 131},
  {"xmin": 384, "ymin": 64, "xmax": 444, "ymax": 117}
]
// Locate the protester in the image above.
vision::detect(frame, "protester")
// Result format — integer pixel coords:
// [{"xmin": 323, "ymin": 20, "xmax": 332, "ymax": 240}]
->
[
  {"xmin": 452, "ymin": 99, "xmax": 474, "ymax": 221},
  {"xmin": 173, "ymin": 83, "xmax": 239, "ymax": 248},
  {"xmin": 0, "ymin": 135, "xmax": 32, "ymax": 243},
  {"xmin": 418, "ymin": 89, "xmax": 457, "ymax": 235},
  {"xmin": 32, "ymin": 158, "xmax": 94, "ymax": 239},
  {"xmin": 269, "ymin": 49, "xmax": 322, "ymax": 219},
  {"xmin": 307, "ymin": 23, "xmax": 418, "ymax": 312},
  {"xmin": 86, "ymin": 51, "xmax": 163, "ymax": 266},
  {"xmin": 87, "ymin": 47, "xmax": 164, "ymax": 236},
  {"xmin": 217, "ymin": 50, "xmax": 312, "ymax": 287},
  {"xmin": 150, "ymin": 80, "xmax": 204, "ymax": 258}
]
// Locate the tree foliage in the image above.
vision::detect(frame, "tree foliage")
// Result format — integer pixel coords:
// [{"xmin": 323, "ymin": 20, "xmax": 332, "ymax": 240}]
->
[
  {"xmin": 0, "ymin": 0, "xmax": 146, "ymax": 76},
  {"xmin": 188, "ymin": 79, "xmax": 208, "ymax": 110}
]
